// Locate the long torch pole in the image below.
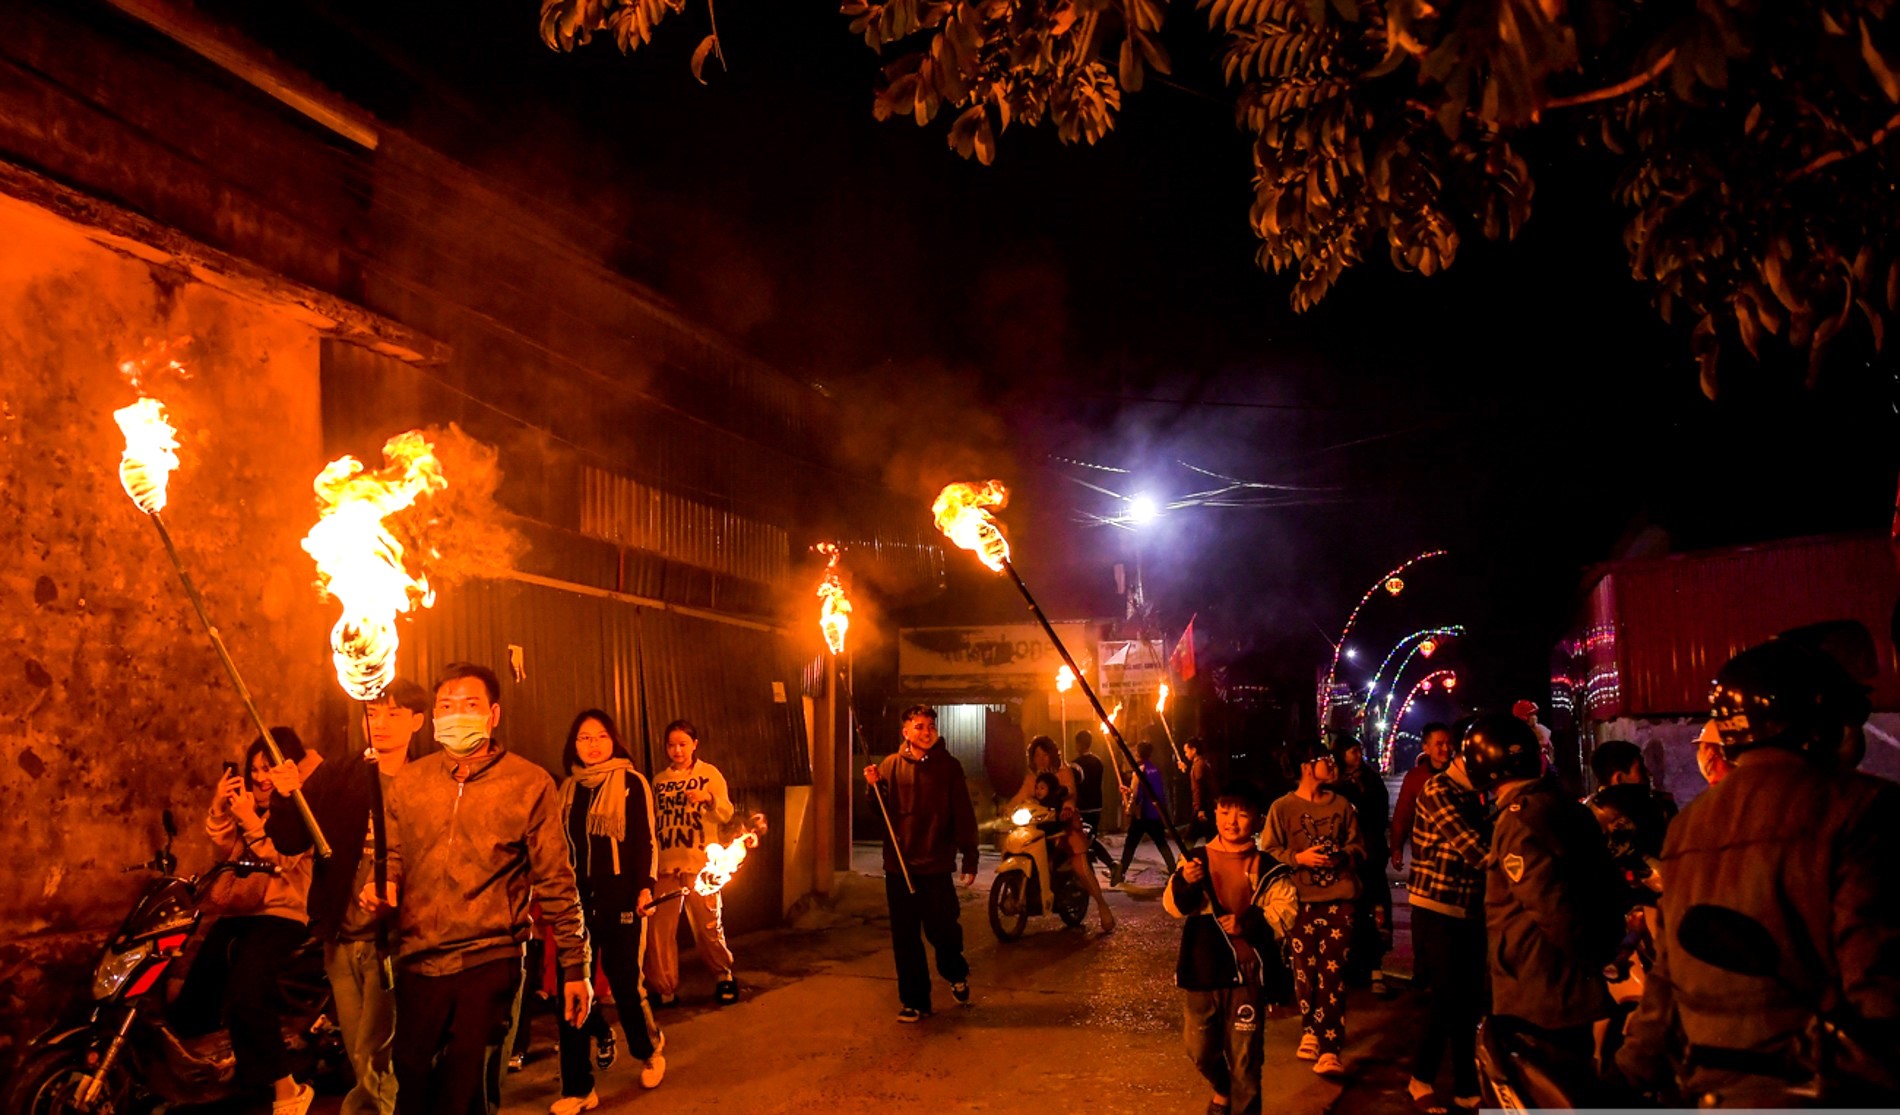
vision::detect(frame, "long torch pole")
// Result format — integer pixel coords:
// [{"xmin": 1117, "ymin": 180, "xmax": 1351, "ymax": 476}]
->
[
  {"xmin": 360, "ymin": 701, "xmax": 394, "ymax": 990},
  {"xmin": 869, "ymin": 780, "xmax": 914, "ymax": 894},
  {"xmin": 1001, "ymin": 559, "xmax": 1191, "ymax": 861},
  {"xmin": 150, "ymin": 512, "xmax": 330, "ymax": 858}
]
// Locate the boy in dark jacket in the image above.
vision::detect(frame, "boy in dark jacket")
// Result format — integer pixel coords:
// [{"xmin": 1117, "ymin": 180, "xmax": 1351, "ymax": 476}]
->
[
  {"xmin": 1164, "ymin": 782, "xmax": 1299, "ymax": 1115},
  {"xmin": 863, "ymin": 704, "xmax": 979, "ymax": 1022}
]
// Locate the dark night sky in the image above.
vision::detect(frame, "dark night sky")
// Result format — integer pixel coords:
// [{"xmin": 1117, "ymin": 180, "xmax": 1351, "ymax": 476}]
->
[{"xmin": 232, "ymin": 0, "xmax": 1897, "ymax": 708}]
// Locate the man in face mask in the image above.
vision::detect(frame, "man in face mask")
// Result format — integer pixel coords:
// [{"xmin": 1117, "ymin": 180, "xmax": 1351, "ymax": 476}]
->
[{"xmin": 359, "ymin": 662, "xmax": 594, "ymax": 1115}]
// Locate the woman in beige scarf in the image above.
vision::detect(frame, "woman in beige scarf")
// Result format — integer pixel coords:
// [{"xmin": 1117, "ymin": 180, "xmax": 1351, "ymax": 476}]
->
[{"xmin": 549, "ymin": 710, "xmax": 664, "ymax": 1115}]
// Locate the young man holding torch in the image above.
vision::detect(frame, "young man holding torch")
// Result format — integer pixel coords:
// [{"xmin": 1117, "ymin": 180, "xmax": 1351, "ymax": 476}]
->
[
  {"xmin": 357, "ymin": 663, "xmax": 594, "ymax": 1115},
  {"xmin": 863, "ymin": 704, "xmax": 979, "ymax": 1022},
  {"xmin": 266, "ymin": 679, "xmax": 429, "ymax": 1115}
]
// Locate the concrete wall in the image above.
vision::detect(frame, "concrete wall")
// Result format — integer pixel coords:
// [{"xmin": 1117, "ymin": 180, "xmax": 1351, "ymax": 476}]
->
[{"xmin": 0, "ymin": 194, "xmax": 329, "ymax": 1062}]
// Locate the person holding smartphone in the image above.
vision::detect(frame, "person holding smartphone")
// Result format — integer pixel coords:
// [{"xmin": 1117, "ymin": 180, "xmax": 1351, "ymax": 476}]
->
[{"xmin": 1263, "ymin": 741, "xmax": 1364, "ymax": 1078}]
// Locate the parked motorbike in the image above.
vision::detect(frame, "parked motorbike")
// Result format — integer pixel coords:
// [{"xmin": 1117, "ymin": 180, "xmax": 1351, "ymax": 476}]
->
[
  {"xmin": 987, "ymin": 804, "xmax": 1090, "ymax": 940},
  {"xmin": 2, "ymin": 810, "xmax": 342, "ymax": 1114}
]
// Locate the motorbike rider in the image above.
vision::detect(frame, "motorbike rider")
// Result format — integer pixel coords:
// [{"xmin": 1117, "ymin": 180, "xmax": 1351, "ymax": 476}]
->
[
  {"xmin": 1465, "ymin": 714, "xmax": 1623, "ymax": 1063},
  {"xmin": 1616, "ymin": 638, "xmax": 1900, "ymax": 1105},
  {"xmin": 1009, "ymin": 736, "xmax": 1115, "ymax": 933}
]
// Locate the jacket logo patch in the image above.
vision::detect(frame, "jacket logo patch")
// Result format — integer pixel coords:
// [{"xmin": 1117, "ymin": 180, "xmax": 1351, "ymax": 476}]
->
[{"xmin": 1502, "ymin": 853, "xmax": 1525, "ymax": 883}]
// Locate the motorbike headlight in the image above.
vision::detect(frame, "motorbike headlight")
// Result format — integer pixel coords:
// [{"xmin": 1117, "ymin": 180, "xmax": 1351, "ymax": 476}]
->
[
  {"xmin": 92, "ymin": 940, "xmax": 151, "ymax": 1001},
  {"xmin": 1011, "ymin": 808, "xmax": 1033, "ymax": 826}
]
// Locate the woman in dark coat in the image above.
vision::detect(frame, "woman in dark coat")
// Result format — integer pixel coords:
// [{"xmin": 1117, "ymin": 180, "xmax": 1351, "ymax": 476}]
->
[{"xmin": 548, "ymin": 710, "xmax": 665, "ymax": 1115}]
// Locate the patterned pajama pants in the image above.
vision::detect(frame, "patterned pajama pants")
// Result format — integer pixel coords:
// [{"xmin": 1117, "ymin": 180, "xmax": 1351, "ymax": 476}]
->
[{"xmin": 1290, "ymin": 900, "xmax": 1355, "ymax": 1056}]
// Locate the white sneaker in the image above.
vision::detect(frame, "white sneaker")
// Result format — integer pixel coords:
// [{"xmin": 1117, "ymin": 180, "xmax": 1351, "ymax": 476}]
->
[
  {"xmin": 271, "ymin": 1083, "xmax": 314, "ymax": 1115},
  {"xmin": 1295, "ymin": 1034, "xmax": 1320, "ymax": 1061},
  {"xmin": 640, "ymin": 1051, "xmax": 666, "ymax": 1089},
  {"xmin": 1314, "ymin": 1052, "xmax": 1347, "ymax": 1077},
  {"xmin": 548, "ymin": 1092, "xmax": 599, "ymax": 1115}
]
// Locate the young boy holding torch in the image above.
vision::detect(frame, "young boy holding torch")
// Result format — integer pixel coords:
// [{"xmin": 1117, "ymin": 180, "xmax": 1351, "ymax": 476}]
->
[
  {"xmin": 1165, "ymin": 781, "xmax": 1298, "ymax": 1115},
  {"xmin": 862, "ymin": 704, "xmax": 979, "ymax": 1022},
  {"xmin": 268, "ymin": 679, "xmax": 429, "ymax": 1115},
  {"xmin": 357, "ymin": 663, "xmax": 594, "ymax": 1115}
]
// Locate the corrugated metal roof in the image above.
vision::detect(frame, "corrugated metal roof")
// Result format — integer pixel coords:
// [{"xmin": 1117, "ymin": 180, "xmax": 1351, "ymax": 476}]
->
[{"xmin": 1566, "ymin": 533, "xmax": 1900, "ymax": 718}]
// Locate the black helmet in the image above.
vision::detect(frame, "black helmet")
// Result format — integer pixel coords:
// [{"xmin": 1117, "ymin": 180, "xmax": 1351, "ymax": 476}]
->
[
  {"xmin": 1461, "ymin": 714, "xmax": 1542, "ymax": 792},
  {"xmin": 1708, "ymin": 639, "xmax": 1870, "ymax": 765}
]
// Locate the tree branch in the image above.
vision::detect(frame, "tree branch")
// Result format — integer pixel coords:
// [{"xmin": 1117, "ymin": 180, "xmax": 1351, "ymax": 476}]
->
[
  {"xmin": 1793, "ymin": 110, "xmax": 1900, "ymax": 178},
  {"xmin": 1544, "ymin": 48, "xmax": 1677, "ymax": 110}
]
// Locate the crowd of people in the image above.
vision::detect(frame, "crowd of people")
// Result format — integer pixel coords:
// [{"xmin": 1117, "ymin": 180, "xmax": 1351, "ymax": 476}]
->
[
  {"xmin": 189, "ymin": 663, "xmax": 744, "ymax": 1115},
  {"xmin": 179, "ymin": 630, "xmax": 1896, "ymax": 1115},
  {"xmin": 858, "ymin": 632, "xmax": 1897, "ymax": 1114}
]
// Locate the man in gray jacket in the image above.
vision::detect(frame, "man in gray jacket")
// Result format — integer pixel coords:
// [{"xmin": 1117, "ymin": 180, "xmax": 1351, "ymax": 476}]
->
[{"xmin": 359, "ymin": 662, "xmax": 593, "ymax": 1115}]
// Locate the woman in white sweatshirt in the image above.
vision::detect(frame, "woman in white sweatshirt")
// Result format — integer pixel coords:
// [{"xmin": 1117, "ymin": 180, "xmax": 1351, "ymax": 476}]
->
[{"xmin": 645, "ymin": 718, "xmax": 740, "ymax": 1006}]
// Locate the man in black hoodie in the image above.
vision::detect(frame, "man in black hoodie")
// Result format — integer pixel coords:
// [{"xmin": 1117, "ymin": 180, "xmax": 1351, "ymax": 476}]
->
[
  {"xmin": 863, "ymin": 704, "xmax": 979, "ymax": 1022},
  {"xmin": 267, "ymin": 679, "xmax": 429, "ymax": 1115}
]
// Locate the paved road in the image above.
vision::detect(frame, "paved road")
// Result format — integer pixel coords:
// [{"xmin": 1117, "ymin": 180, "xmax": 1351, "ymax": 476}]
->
[{"xmin": 265, "ymin": 841, "xmax": 1426, "ymax": 1115}]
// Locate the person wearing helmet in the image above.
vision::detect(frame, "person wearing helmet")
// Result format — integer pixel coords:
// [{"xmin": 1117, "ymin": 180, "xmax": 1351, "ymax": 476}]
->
[
  {"xmin": 1616, "ymin": 639, "xmax": 1900, "ymax": 1105},
  {"xmin": 1466, "ymin": 714, "xmax": 1623, "ymax": 1063}
]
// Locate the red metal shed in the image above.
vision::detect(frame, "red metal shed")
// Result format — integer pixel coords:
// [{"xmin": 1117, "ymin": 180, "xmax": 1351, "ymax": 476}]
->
[{"xmin": 1559, "ymin": 533, "xmax": 1900, "ymax": 723}]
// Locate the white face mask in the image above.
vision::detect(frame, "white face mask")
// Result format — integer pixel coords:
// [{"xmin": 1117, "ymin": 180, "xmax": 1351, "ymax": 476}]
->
[{"xmin": 434, "ymin": 711, "xmax": 491, "ymax": 758}]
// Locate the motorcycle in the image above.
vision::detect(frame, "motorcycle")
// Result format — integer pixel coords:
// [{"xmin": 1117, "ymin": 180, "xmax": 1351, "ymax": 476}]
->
[
  {"xmin": 987, "ymin": 803, "xmax": 1092, "ymax": 940},
  {"xmin": 2, "ymin": 810, "xmax": 343, "ymax": 1114}
]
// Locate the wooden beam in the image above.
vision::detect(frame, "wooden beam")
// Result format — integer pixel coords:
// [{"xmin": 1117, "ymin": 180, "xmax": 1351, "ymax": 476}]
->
[{"xmin": 100, "ymin": 0, "xmax": 380, "ymax": 150}]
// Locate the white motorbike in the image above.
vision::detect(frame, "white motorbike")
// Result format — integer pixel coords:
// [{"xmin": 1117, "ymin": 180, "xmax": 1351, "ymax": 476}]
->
[{"xmin": 988, "ymin": 804, "xmax": 1090, "ymax": 940}]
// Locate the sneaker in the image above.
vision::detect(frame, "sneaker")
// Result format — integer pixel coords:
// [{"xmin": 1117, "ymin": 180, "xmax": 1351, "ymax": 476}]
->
[
  {"xmin": 1296, "ymin": 1034, "xmax": 1320, "ymax": 1061},
  {"xmin": 1314, "ymin": 1052, "xmax": 1347, "ymax": 1077},
  {"xmin": 271, "ymin": 1084, "xmax": 315, "ymax": 1115},
  {"xmin": 639, "ymin": 1052, "xmax": 666, "ymax": 1089},
  {"xmin": 896, "ymin": 1006, "xmax": 931, "ymax": 1023},
  {"xmin": 648, "ymin": 990, "xmax": 677, "ymax": 1011},
  {"xmin": 506, "ymin": 1053, "xmax": 526, "ymax": 1073},
  {"xmin": 714, "ymin": 977, "xmax": 740, "ymax": 1005},
  {"xmin": 548, "ymin": 1092, "xmax": 599, "ymax": 1115},
  {"xmin": 1109, "ymin": 865, "xmax": 1126, "ymax": 887},
  {"xmin": 950, "ymin": 980, "xmax": 970, "ymax": 1005},
  {"xmin": 595, "ymin": 1028, "xmax": 616, "ymax": 1070}
]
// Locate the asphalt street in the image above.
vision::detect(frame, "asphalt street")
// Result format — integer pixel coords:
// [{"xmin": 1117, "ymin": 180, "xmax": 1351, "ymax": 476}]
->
[{"xmin": 269, "ymin": 837, "xmax": 1428, "ymax": 1115}]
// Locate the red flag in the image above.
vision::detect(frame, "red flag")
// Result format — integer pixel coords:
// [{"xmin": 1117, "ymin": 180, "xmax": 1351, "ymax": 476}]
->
[{"xmin": 1170, "ymin": 615, "xmax": 1198, "ymax": 680}]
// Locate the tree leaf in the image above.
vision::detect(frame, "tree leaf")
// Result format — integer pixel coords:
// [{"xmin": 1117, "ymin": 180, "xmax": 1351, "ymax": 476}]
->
[
  {"xmin": 1120, "ymin": 38, "xmax": 1143, "ymax": 92},
  {"xmin": 1862, "ymin": 19, "xmax": 1900, "ymax": 103},
  {"xmin": 690, "ymin": 33, "xmax": 720, "ymax": 84}
]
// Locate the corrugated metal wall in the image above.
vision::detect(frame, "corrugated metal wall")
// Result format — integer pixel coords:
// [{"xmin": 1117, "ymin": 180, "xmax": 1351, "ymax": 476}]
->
[
  {"xmin": 397, "ymin": 576, "xmax": 809, "ymax": 930},
  {"xmin": 1575, "ymin": 534, "xmax": 1900, "ymax": 719}
]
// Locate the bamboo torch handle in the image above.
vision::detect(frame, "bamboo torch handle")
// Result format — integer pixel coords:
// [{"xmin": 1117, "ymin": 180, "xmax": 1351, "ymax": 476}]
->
[
  {"xmin": 151, "ymin": 513, "xmax": 331, "ymax": 859},
  {"xmin": 1000, "ymin": 559, "xmax": 1192, "ymax": 863}
]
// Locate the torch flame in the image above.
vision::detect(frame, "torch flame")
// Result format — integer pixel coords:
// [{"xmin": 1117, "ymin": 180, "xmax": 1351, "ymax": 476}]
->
[
  {"xmin": 1156, "ymin": 681, "xmax": 1170, "ymax": 716},
  {"xmin": 1099, "ymin": 700, "xmax": 1123, "ymax": 736},
  {"xmin": 931, "ymin": 480, "xmax": 1011, "ymax": 572},
  {"xmin": 1055, "ymin": 664, "xmax": 1074, "ymax": 693},
  {"xmin": 301, "ymin": 431, "xmax": 447, "ymax": 700},
  {"xmin": 114, "ymin": 397, "xmax": 180, "ymax": 515},
  {"xmin": 815, "ymin": 542, "xmax": 851, "ymax": 656},
  {"xmin": 693, "ymin": 830, "xmax": 760, "ymax": 896}
]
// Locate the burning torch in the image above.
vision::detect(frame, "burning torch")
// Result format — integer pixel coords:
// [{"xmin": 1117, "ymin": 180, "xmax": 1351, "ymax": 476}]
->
[
  {"xmin": 821, "ymin": 543, "xmax": 911, "ymax": 894},
  {"xmin": 648, "ymin": 814, "xmax": 770, "ymax": 908},
  {"xmin": 302, "ymin": 431, "xmax": 448, "ymax": 987},
  {"xmin": 1155, "ymin": 681, "xmax": 1184, "ymax": 770},
  {"xmin": 114, "ymin": 397, "xmax": 330, "ymax": 858},
  {"xmin": 933, "ymin": 481, "xmax": 1191, "ymax": 862}
]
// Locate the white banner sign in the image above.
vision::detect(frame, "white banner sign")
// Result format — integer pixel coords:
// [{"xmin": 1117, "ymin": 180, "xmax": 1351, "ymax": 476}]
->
[{"xmin": 899, "ymin": 624, "xmax": 1094, "ymax": 693}]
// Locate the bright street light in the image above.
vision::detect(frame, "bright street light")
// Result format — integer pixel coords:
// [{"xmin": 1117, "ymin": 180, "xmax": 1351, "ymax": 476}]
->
[{"xmin": 1128, "ymin": 494, "xmax": 1159, "ymax": 525}]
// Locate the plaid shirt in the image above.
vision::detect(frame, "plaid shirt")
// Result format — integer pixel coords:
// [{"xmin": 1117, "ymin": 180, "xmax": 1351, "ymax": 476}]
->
[{"xmin": 1407, "ymin": 771, "xmax": 1490, "ymax": 917}]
